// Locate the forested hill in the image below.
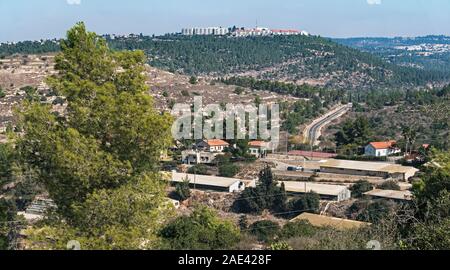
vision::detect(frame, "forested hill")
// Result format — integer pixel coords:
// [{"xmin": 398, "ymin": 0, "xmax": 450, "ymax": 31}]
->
[
  {"xmin": 334, "ymin": 35, "xmax": 450, "ymax": 74},
  {"xmin": 107, "ymin": 35, "xmax": 450, "ymax": 90},
  {"xmin": 2, "ymin": 35, "xmax": 449, "ymax": 90}
]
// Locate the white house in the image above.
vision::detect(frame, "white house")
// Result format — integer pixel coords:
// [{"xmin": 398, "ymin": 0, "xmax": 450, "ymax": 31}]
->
[
  {"xmin": 365, "ymin": 140, "xmax": 401, "ymax": 157},
  {"xmin": 248, "ymin": 141, "xmax": 268, "ymax": 158},
  {"xmin": 196, "ymin": 139, "xmax": 229, "ymax": 153},
  {"xmin": 182, "ymin": 150, "xmax": 221, "ymax": 164}
]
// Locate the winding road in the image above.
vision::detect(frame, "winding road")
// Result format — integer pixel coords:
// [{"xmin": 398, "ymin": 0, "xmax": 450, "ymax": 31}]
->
[{"xmin": 303, "ymin": 104, "xmax": 352, "ymax": 146}]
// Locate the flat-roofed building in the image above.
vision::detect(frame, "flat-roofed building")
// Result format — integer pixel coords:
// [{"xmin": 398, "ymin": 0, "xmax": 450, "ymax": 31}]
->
[
  {"xmin": 182, "ymin": 150, "xmax": 221, "ymax": 164},
  {"xmin": 171, "ymin": 172, "xmax": 246, "ymax": 193},
  {"xmin": 182, "ymin": 27, "xmax": 229, "ymax": 36},
  {"xmin": 364, "ymin": 189, "xmax": 413, "ymax": 202},
  {"xmin": 280, "ymin": 181, "xmax": 351, "ymax": 202},
  {"xmin": 291, "ymin": 213, "xmax": 371, "ymax": 230},
  {"xmin": 319, "ymin": 160, "xmax": 419, "ymax": 181}
]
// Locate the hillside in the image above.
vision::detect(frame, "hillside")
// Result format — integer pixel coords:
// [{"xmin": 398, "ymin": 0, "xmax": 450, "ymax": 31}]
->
[
  {"xmin": 109, "ymin": 35, "xmax": 450, "ymax": 90},
  {"xmin": 2, "ymin": 35, "xmax": 449, "ymax": 90},
  {"xmin": 0, "ymin": 54, "xmax": 302, "ymax": 130},
  {"xmin": 334, "ymin": 35, "xmax": 450, "ymax": 75}
]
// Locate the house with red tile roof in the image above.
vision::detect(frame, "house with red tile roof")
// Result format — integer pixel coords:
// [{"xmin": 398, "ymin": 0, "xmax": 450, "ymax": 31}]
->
[
  {"xmin": 365, "ymin": 140, "xmax": 401, "ymax": 157},
  {"xmin": 248, "ymin": 141, "xmax": 268, "ymax": 158},
  {"xmin": 196, "ymin": 139, "xmax": 230, "ymax": 153}
]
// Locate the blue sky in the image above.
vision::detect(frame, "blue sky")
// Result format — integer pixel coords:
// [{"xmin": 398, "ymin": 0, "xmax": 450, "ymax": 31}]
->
[{"xmin": 1, "ymin": 0, "xmax": 450, "ymax": 42}]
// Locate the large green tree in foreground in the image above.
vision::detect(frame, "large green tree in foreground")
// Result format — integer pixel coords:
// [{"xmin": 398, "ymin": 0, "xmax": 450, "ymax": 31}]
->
[{"xmin": 16, "ymin": 22, "xmax": 174, "ymax": 249}]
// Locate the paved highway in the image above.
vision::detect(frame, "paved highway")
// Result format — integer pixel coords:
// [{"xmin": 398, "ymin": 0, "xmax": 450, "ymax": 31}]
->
[{"xmin": 304, "ymin": 104, "xmax": 352, "ymax": 146}]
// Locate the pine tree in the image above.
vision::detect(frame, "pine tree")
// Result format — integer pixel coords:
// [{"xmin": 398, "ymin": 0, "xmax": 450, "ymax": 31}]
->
[{"xmin": 17, "ymin": 22, "xmax": 174, "ymax": 250}]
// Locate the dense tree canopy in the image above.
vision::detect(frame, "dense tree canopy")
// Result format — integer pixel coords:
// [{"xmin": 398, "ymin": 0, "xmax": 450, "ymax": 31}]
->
[{"xmin": 335, "ymin": 116, "xmax": 372, "ymax": 151}]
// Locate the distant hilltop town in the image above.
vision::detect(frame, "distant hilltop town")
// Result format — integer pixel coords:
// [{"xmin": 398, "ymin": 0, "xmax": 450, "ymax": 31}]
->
[{"xmin": 181, "ymin": 26, "xmax": 309, "ymax": 37}]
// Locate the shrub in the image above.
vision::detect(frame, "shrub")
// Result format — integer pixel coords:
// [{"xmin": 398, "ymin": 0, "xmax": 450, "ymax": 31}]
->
[
  {"xmin": 214, "ymin": 153, "xmax": 232, "ymax": 165},
  {"xmin": 0, "ymin": 87, "xmax": 5, "ymax": 99},
  {"xmin": 279, "ymin": 220, "xmax": 317, "ymax": 239},
  {"xmin": 249, "ymin": 220, "xmax": 280, "ymax": 242},
  {"xmin": 52, "ymin": 97, "xmax": 65, "ymax": 105},
  {"xmin": 347, "ymin": 199, "xmax": 372, "ymax": 220},
  {"xmin": 175, "ymin": 177, "xmax": 191, "ymax": 201},
  {"xmin": 286, "ymin": 192, "xmax": 320, "ymax": 218},
  {"xmin": 189, "ymin": 76, "xmax": 198, "ymax": 85},
  {"xmin": 378, "ymin": 180, "xmax": 401, "ymax": 191},
  {"xmin": 187, "ymin": 164, "xmax": 209, "ymax": 175},
  {"xmin": 218, "ymin": 163, "xmax": 239, "ymax": 177},
  {"xmin": 0, "ymin": 198, "xmax": 17, "ymax": 249},
  {"xmin": 234, "ymin": 87, "xmax": 245, "ymax": 95},
  {"xmin": 238, "ymin": 215, "xmax": 248, "ymax": 230},
  {"xmin": 159, "ymin": 206, "xmax": 240, "ymax": 250},
  {"xmin": 356, "ymin": 200, "xmax": 396, "ymax": 223},
  {"xmin": 351, "ymin": 180, "xmax": 374, "ymax": 198},
  {"xmin": 268, "ymin": 242, "xmax": 293, "ymax": 250},
  {"xmin": 408, "ymin": 218, "xmax": 450, "ymax": 250}
]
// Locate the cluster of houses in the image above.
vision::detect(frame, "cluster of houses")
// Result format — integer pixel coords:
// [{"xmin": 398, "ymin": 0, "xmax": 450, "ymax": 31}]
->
[
  {"xmin": 11, "ymin": 138, "xmax": 423, "ymax": 228},
  {"xmin": 174, "ymin": 138, "xmax": 421, "ymax": 205},
  {"xmin": 181, "ymin": 139, "xmax": 268, "ymax": 165}
]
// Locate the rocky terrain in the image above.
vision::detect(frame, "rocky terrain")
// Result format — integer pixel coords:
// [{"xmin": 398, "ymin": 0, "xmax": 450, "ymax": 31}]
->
[{"xmin": 0, "ymin": 54, "xmax": 300, "ymax": 131}]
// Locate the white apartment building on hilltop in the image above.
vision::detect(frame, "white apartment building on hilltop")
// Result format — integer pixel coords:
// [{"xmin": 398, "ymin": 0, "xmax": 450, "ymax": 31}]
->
[{"xmin": 182, "ymin": 27, "xmax": 230, "ymax": 36}]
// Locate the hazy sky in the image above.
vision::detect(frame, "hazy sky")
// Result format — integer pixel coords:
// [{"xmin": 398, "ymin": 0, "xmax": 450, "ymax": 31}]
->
[{"xmin": 1, "ymin": 0, "xmax": 450, "ymax": 42}]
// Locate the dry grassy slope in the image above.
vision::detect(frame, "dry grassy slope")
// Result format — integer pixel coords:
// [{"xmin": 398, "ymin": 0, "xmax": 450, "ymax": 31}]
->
[
  {"xmin": 146, "ymin": 66, "xmax": 301, "ymax": 111},
  {"xmin": 0, "ymin": 54, "xmax": 300, "ymax": 129}
]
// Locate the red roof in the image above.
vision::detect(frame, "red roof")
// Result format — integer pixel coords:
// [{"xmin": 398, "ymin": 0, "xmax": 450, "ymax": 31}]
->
[
  {"xmin": 369, "ymin": 140, "xmax": 397, "ymax": 150},
  {"xmin": 271, "ymin": 29, "xmax": 300, "ymax": 33},
  {"xmin": 204, "ymin": 139, "xmax": 229, "ymax": 147},
  {"xmin": 248, "ymin": 141, "xmax": 266, "ymax": 148},
  {"xmin": 288, "ymin": 151, "xmax": 337, "ymax": 159}
]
